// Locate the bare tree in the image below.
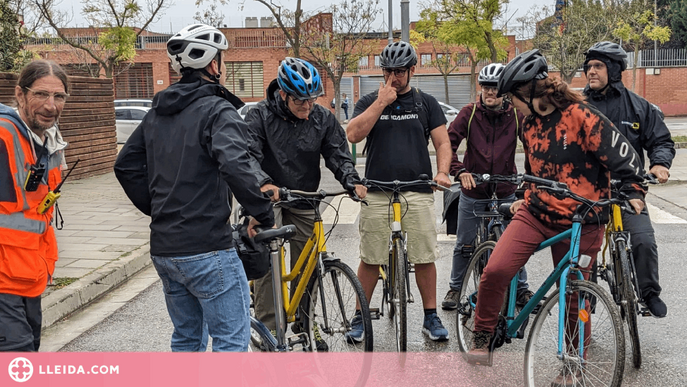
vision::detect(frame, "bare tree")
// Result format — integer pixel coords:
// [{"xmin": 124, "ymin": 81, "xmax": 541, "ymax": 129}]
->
[
  {"xmin": 34, "ymin": 0, "xmax": 170, "ymax": 77},
  {"xmin": 194, "ymin": 0, "xmax": 226, "ymax": 28},
  {"xmin": 253, "ymin": 0, "xmax": 305, "ymax": 57},
  {"xmin": 300, "ymin": 0, "xmax": 380, "ymax": 121}
]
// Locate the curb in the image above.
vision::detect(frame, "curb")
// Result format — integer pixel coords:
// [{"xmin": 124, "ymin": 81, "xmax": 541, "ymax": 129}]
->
[{"xmin": 41, "ymin": 244, "xmax": 152, "ymax": 329}]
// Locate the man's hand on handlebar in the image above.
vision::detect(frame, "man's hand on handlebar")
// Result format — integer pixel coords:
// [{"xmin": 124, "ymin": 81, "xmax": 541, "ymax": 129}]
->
[
  {"xmin": 649, "ymin": 165, "xmax": 670, "ymax": 184},
  {"xmin": 458, "ymin": 171, "xmax": 476, "ymax": 190},
  {"xmin": 260, "ymin": 183, "xmax": 280, "ymax": 202},
  {"xmin": 354, "ymin": 184, "xmax": 368, "ymax": 199},
  {"xmin": 433, "ymin": 172, "xmax": 452, "ymax": 190}
]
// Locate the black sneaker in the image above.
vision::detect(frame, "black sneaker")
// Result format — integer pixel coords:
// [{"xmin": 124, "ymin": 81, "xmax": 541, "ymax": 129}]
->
[
  {"xmin": 442, "ymin": 289, "xmax": 461, "ymax": 310},
  {"xmin": 516, "ymin": 289, "xmax": 534, "ymax": 307},
  {"xmin": 644, "ymin": 294, "xmax": 667, "ymax": 318}
]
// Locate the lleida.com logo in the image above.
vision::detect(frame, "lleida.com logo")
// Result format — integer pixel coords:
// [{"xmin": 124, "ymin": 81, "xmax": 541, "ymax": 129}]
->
[{"xmin": 8, "ymin": 357, "xmax": 33, "ymax": 383}]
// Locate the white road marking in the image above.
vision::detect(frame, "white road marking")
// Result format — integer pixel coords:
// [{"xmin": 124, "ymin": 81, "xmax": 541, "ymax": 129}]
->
[
  {"xmin": 322, "ymin": 196, "xmax": 361, "ymax": 224},
  {"xmin": 647, "ymin": 202, "xmax": 687, "ymax": 224}
]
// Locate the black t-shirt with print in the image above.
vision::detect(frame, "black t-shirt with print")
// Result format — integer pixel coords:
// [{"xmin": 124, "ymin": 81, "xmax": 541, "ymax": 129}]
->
[{"xmin": 353, "ymin": 89, "xmax": 446, "ymax": 193}]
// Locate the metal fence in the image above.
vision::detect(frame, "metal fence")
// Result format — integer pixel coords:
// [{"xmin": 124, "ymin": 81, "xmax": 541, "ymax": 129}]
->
[{"xmin": 626, "ymin": 49, "xmax": 687, "ymax": 68}]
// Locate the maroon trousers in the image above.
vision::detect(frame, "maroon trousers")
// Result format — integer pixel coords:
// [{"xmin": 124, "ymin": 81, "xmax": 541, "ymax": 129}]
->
[{"xmin": 473, "ymin": 208, "xmax": 604, "ymax": 341}]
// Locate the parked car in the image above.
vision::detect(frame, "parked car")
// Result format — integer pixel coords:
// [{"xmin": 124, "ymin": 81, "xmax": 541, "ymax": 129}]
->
[
  {"xmin": 439, "ymin": 102, "xmax": 460, "ymax": 126},
  {"xmin": 238, "ymin": 102, "xmax": 258, "ymax": 120},
  {"xmin": 114, "ymin": 99, "xmax": 153, "ymax": 108},
  {"xmin": 115, "ymin": 106, "xmax": 150, "ymax": 143}
]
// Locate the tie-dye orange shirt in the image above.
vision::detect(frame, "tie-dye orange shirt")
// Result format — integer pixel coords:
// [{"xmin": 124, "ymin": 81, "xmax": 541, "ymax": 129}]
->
[{"xmin": 523, "ymin": 102, "xmax": 646, "ymax": 226}]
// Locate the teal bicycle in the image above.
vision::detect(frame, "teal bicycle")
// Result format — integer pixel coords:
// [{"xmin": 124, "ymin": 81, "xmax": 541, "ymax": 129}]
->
[{"xmin": 456, "ymin": 174, "xmax": 625, "ymax": 387}]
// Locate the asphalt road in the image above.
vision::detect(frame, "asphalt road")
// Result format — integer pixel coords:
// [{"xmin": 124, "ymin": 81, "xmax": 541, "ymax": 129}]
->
[{"xmin": 42, "ymin": 155, "xmax": 687, "ymax": 386}]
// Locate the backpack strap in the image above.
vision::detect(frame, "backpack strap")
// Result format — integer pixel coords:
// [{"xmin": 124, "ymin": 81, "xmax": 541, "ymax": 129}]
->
[
  {"xmin": 513, "ymin": 106, "xmax": 520, "ymax": 138},
  {"xmin": 466, "ymin": 103, "xmax": 477, "ymax": 143},
  {"xmin": 411, "ymin": 87, "xmax": 430, "ymax": 141}
]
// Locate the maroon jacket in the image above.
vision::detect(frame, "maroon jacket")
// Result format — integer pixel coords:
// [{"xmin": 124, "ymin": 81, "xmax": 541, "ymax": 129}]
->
[{"xmin": 448, "ymin": 99, "xmax": 524, "ymax": 199}]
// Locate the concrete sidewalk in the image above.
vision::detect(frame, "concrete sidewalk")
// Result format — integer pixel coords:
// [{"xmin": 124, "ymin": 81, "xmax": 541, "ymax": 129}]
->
[{"xmin": 41, "ymin": 116, "xmax": 687, "ymax": 329}]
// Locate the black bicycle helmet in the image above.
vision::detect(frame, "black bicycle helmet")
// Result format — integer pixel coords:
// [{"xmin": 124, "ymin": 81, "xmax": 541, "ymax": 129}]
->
[
  {"xmin": 584, "ymin": 41, "xmax": 627, "ymax": 71},
  {"xmin": 380, "ymin": 41, "xmax": 417, "ymax": 68},
  {"xmin": 497, "ymin": 49, "xmax": 549, "ymax": 97}
]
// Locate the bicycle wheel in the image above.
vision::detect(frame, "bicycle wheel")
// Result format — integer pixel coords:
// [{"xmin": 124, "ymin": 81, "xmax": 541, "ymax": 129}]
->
[
  {"xmin": 456, "ymin": 241, "xmax": 496, "ymax": 354},
  {"xmin": 524, "ymin": 280, "xmax": 625, "ymax": 387},
  {"xmin": 391, "ymin": 238, "xmax": 408, "ymax": 352},
  {"xmin": 303, "ymin": 260, "xmax": 374, "ymax": 352},
  {"xmin": 616, "ymin": 239, "xmax": 642, "ymax": 368}
]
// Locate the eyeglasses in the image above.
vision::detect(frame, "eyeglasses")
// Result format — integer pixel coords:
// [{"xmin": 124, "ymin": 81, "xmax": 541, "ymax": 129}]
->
[
  {"xmin": 26, "ymin": 87, "xmax": 69, "ymax": 104},
  {"xmin": 383, "ymin": 68, "xmax": 408, "ymax": 77},
  {"xmin": 481, "ymin": 86, "xmax": 499, "ymax": 94},
  {"xmin": 289, "ymin": 96, "xmax": 317, "ymax": 107},
  {"xmin": 585, "ymin": 63, "xmax": 605, "ymax": 71}
]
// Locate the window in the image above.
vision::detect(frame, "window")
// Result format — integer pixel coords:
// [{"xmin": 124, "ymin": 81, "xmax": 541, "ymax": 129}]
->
[
  {"xmin": 374, "ymin": 55, "xmax": 381, "ymax": 67},
  {"xmin": 358, "ymin": 56, "xmax": 369, "ymax": 68},
  {"xmin": 421, "ymin": 54, "xmax": 432, "ymax": 66},
  {"xmin": 115, "ymin": 109, "xmax": 130, "ymax": 120},
  {"xmin": 130, "ymin": 109, "xmax": 148, "ymax": 120},
  {"xmin": 225, "ymin": 61, "xmax": 264, "ymax": 98},
  {"xmin": 114, "ymin": 63, "xmax": 154, "ymax": 99}
]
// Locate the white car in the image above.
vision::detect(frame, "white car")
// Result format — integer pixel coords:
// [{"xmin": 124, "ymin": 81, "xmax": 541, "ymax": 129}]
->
[
  {"xmin": 115, "ymin": 106, "xmax": 150, "ymax": 144},
  {"xmin": 238, "ymin": 102, "xmax": 259, "ymax": 120},
  {"xmin": 114, "ymin": 99, "xmax": 153, "ymax": 108},
  {"xmin": 439, "ymin": 102, "xmax": 460, "ymax": 126}
]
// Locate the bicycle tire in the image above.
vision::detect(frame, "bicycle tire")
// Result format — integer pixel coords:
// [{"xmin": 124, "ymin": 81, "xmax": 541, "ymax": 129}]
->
[
  {"xmin": 524, "ymin": 280, "xmax": 625, "ymax": 387},
  {"xmin": 303, "ymin": 260, "xmax": 374, "ymax": 352},
  {"xmin": 392, "ymin": 238, "xmax": 408, "ymax": 352},
  {"xmin": 616, "ymin": 239, "xmax": 642, "ymax": 368},
  {"xmin": 456, "ymin": 241, "xmax": 496, "ymax": 354},
  {"xmin": 249, "ymin": 317, "xmax": 275, "ymax": 352}
]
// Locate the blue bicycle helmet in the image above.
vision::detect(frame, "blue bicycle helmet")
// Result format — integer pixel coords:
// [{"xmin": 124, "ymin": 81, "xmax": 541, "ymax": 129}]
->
[{"xmin": 277, "ymin": 57, "xmax": 324, "ymax": 100}]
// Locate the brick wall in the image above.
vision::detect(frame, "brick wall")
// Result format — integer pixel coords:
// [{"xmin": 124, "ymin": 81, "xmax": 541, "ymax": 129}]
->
[
  {"xmin": 0, "ymin": 72, "xmax": 116, "ymax": 180},
  {"xmin": 550, "ymin": 67, "xmax": 687, "ymax": 116}
]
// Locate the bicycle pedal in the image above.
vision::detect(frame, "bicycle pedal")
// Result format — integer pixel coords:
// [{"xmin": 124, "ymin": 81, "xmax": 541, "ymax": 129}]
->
[
  {"xmin": 640, "ymin": 307, "xmax": 652, "ymax": 317},
  {"xmin": 369, "ymin": 308, "xmax": 381, "ymax": 320},
  {"xmin": 407, "ymin": 294, "xmax": 415, "ymax": 303},
  {"xmin": 287, "ymin": 333, "xmax": 309, "ymax": 349}
]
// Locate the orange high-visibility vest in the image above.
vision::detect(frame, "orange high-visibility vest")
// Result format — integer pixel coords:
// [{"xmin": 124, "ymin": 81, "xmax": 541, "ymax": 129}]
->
[{"xmin": 0, "ymin": 109, "xmax": 64, "ymax": 298}]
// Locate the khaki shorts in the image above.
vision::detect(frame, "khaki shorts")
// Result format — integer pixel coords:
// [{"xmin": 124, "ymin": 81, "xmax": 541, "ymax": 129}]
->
[{"xmin": 359, "ymin": 191, "xmax": 438, "ymax": 265}]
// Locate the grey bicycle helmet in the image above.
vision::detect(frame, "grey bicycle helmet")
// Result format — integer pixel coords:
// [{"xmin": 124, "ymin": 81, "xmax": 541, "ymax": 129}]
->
[
  {"xmin": 478, "ymin": 63, "xmax": 505, "ymax": 86},
  {"xmin": 167, "ymin": 24, "xmax": 229, "ymax": 75},
  {"xmin": 497, "ymin": 49, "xmax": 548, "ymax": 97},
  {"xmin": 584, "ymin": 41, "xmax": 627, "ymax": 71},
  {"xmin": 380, "ymin": 41, "xmax": 417, "ymax": 68}
]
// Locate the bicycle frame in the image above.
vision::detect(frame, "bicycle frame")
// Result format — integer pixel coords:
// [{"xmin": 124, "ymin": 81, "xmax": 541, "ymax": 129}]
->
[{"xmin": 498, "ymin": 219, "xmax": 587, "ymax": 358}]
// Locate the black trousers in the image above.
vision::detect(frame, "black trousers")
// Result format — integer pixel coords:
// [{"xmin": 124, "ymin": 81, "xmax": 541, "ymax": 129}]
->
[
  {"xmin": 622, "ymin": 207, "xmax": 661, "ymax": 299},
  {"xmin": 0, "ymin": 293, "xmax": 42, "ymax": 352}
]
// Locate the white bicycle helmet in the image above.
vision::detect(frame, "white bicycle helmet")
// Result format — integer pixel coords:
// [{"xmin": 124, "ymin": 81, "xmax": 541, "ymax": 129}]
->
[
  {"xmin": 478, "ymin": 63, "xmax": 505, "ymax": 87},
  {"xmin": 167, "ymin": 24, "xmax": 229, "ymax": 75}
]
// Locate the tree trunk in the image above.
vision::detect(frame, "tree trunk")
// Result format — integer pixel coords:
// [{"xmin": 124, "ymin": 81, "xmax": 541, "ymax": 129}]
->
[
  {"xmin": 470, "ymin": 60, "xmax": 477, "ymax": 102},
  {"xmin": 632, "ymin": 47, "xmax": 640, "ymax": 92},
  {"xmin": 444, "ymin": 73, "xmax": 450, "ymax": 104}
]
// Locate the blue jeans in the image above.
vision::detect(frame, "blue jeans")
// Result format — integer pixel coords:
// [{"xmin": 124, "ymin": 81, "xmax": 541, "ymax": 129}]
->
[
  {"xmin": 151, "ymin": 248, "xmax": 251, "ymax": 352},
  {"xmin": 449, "ymin": 193, "xmax": 528, "ymax": 292}
]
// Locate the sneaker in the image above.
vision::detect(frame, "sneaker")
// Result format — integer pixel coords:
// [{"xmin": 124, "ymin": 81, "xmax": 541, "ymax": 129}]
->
[
  {"xmin": 516, "ymin": 289, "xmax": 534, "ymax": 307},
  {"xmin": 644, "ymin": 294, "xmax": 667, "ymax": 318},
  {"xmin": 422, "ymin": 312, "xmax": 449, "ymax": 341},
  {"xmin": 312, "ymin": 323, "xmax": 329, "ymax": 352},
  {"xmin": 551, "ymin": 367, "xmax": 584, "ymax": 387},
  {"xmin": 345, "ymin": 310, "xmax": 365, "ymax": 343},
  {"xmin": 466, "ymin": 331, "xmax": 492, "ymax": 366},
  {"xmin": 441, "ymin": 289, "xmax": 461, "ymax": 310}
]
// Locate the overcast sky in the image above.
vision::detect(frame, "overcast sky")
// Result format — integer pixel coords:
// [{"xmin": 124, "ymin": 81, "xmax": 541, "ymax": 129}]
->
[{"xmin": 56, "ymin": 0, "xmax": 544, "ymax": 34}]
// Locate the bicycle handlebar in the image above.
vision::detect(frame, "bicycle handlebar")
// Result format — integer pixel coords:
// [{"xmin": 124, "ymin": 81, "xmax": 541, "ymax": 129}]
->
[
  {"xmin": 363, "ymin": 174, "xmax": 450, "ymax": 191},
  {"xmin": 278, "ymin": 187, "xmax": 366, "ymax": 204}
]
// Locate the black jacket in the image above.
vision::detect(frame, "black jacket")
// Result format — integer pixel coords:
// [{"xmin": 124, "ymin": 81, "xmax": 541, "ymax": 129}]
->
[
  {"xmin": 114, "ymin": 73, "xmax": 274, "ymax": 257},
  {"xmin": 584, "ymin": 81, "xmax": 675, "ymax": 174},
  {"xmin": 245, "ymin": 80, "xmax": 360, "ymax": 198}
]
